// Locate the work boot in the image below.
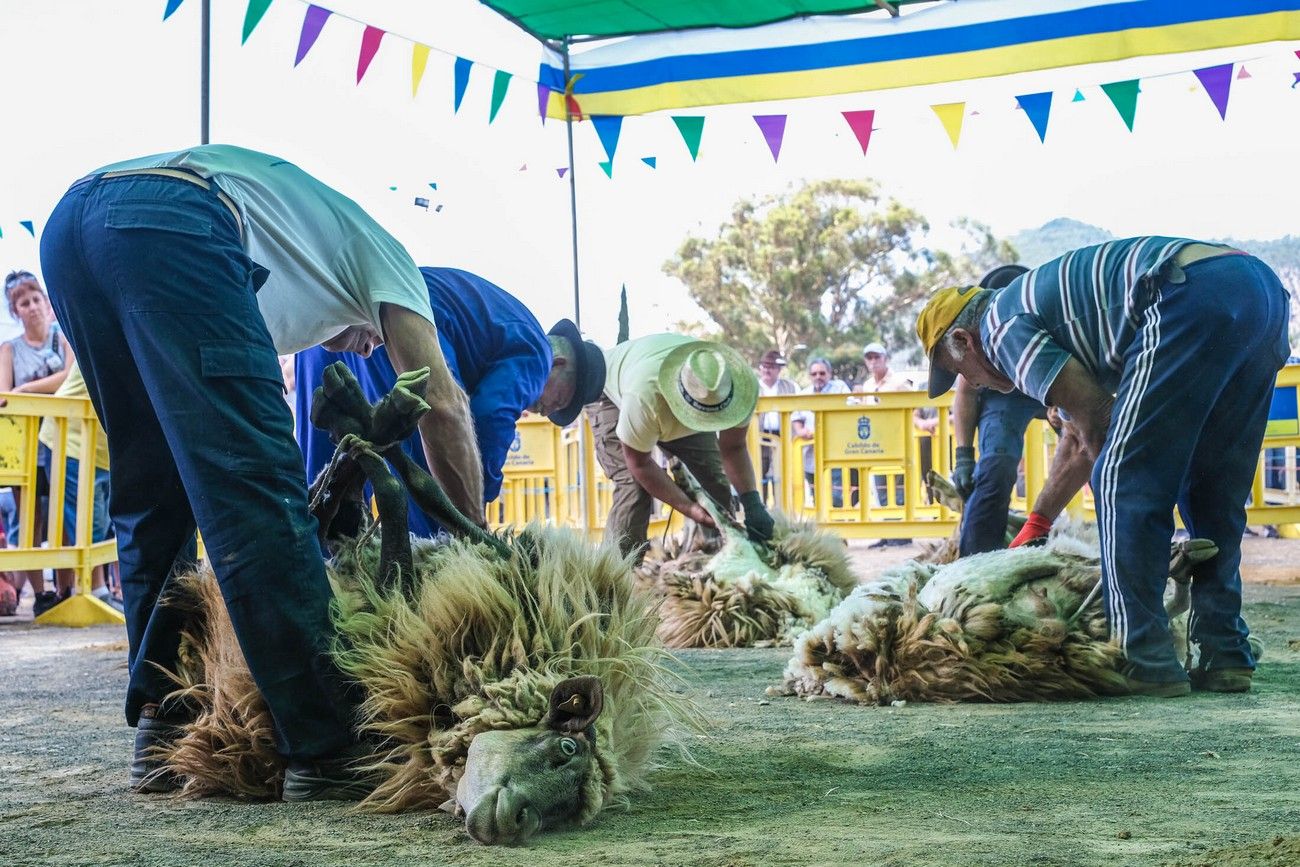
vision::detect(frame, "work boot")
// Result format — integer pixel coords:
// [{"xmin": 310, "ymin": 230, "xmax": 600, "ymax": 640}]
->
[
  {"xmin": 1122, "ymin": 676, "xmax": 1191, "ymax": 698},
  {"xmin": 32, "ymin": 590, "xmax": 60, "ymax": 617},
  {"xmin": 283, "ymin": 752, "xmax": 380, "ymax": 802},
  {"xmin": 130, "ymin": 704, "xmax": 186, "ymax": 793},
  {"xmin": 1191, "ymin": 667, "xmax": 1253, "ymax": 693}
]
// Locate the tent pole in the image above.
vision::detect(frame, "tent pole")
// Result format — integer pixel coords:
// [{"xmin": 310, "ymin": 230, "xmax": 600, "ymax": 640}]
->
[
  {"xmin": 200, "ymin": 0, "xmax": 211, "ymax": 144},
  {"xmin": 562, "ymin": 38, "xmax": 580, "ymax": 329}
]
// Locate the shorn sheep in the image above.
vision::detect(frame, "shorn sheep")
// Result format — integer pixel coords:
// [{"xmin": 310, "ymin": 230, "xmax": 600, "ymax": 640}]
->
[
  {"xmin": 155, "ymin": 364, "xmax": 696, "ymax": 845},
  {"xmin": 776, "ymin": 521, "xmax": 1224, "ymax": 704},
  {"xmin": 638, "ymin": 463, "xmax": 857, "ymax": 648}
]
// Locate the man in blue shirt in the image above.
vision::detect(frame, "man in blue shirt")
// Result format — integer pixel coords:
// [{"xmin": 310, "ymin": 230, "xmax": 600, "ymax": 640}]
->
[
  {"xmin": 917, "ymin": 238, "xmax": 1289, "ymax": 697},
  {"xmin": 297, "ymin": 267, "xmax": 605, "ymax": 534}
]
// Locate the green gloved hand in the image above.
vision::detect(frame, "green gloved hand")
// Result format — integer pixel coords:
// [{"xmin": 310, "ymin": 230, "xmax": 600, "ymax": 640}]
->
[
  {"xmin": 952, "ymin": 446, "xmax": 977, "ymax": 501},
  {"xmin": 739, "ymin": 491, "xmax": 774, "ymax": 544}
]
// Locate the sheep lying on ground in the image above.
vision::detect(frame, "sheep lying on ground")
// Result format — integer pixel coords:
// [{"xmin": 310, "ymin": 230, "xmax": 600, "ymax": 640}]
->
[
  {"xmin": 158, "ymin": 364, "xmax": 696, "ymax": 845},
  {"xmin": 776, "ymin": 522, "xmax": 1221, "ymax": 704},
  {"xmin": 638, "ymin": 464, "xmax": 857, "ymax": 648}
]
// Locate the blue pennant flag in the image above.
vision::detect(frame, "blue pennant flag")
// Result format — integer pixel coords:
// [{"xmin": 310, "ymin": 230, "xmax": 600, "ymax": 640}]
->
[{"xmin": 1016, "ymin": 91, "xmax": 1053, "ymax": 143}]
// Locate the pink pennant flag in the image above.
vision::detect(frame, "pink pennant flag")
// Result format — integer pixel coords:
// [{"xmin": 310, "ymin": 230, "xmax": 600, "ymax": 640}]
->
[
  {"xmin": 519, "ymin": 163, "xmax": 528, "ymax": 171},
  {"xmin": 1237, "ymin": 66, "xmax": 1252, "ymax": 80},
  {"xmin": 753, "ymin": 114, "xmax": 787, "ymax": 163},
  {"xmin": 841, "ymin": 110, "xmax": 875, "ymax": 155},
  {"xmin": 357, "ymin": 26, "xmax": 384, "ymax": 84},
  {"xmin": 294, "ymin": 5, "xmax": 330, "ymax": 66}
]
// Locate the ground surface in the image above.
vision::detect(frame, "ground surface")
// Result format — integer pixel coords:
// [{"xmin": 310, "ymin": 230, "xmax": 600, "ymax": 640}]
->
[{"xmin": 2, "ymin": 539, "xmax": 1298, "ymax": 867}]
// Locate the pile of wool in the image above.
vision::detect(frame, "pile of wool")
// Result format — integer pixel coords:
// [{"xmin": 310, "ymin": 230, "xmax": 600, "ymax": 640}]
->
[
  {"xmin": 639, "ymin": 467, "xmax": 857, "ymax": 648},
  {"xmin": 776, "ymin": 524, "xmax": 1219, "ymax": 704}
]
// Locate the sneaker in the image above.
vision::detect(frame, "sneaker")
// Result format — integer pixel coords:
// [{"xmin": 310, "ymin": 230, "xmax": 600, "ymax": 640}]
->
[
  {"xmin": 1191, "ymin": 667, "xmax": 1253, "ymax": 693},
  {"xmin": 32, "ymin": 590, "xmax": 61, "ymax": 618},
  {"xmin": 93, "ymin": 587, "xmax": 125, "ymax": 613},
  {"xmin": 282, "ymin": 754, "xmax": 379, "ymax": 802},
  {"xmin": 130, "ymin": 704, "xmax": 186, "ymax": 793},
  {"xmin": 1123, "ymin": 676, "xmax": 1191, "ymax": 698}
]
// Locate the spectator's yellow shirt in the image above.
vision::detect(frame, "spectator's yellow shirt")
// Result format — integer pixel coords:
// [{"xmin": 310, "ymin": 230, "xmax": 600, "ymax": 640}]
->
[{"xmin": 38, "ymin": 362, "xmax": 109, "ymax": 470}]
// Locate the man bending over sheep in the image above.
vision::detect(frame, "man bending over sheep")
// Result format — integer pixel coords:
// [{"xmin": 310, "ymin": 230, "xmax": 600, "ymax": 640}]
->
[
  {"xmin": 40, "ymin": 144, "xmax": 482, "ymax": 801},
  {"xmin": 295, "ymin": 268, "xmax": 605, "ymax": 535},
  {"xmin": 917, "ymin": 237, "xmax": 1289, "ymax": 697},
  {"xmin": 553, "ymin": 334, "xmax": 774, "ymax": 561}
]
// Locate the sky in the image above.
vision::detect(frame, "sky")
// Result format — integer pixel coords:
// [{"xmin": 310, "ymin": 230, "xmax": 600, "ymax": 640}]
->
[{"xmin": 4, "ymin": 0, "xmax": 1300, "ymax": 348}]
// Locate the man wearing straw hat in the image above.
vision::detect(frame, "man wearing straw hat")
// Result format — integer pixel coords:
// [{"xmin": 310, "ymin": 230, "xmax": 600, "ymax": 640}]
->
[
  {"xmin": 586, "ymin": 334, "xmax": 773, "ymax": 560},
  {"xmin": 916, "ymin": 237, "xmax": 1288, "ymax": 697}
]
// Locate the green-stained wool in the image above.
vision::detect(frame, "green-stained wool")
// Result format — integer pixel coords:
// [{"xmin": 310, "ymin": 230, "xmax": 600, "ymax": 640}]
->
[{"xmin": 161, "ymin": 525, "xmax": 697, "ymax": 821}]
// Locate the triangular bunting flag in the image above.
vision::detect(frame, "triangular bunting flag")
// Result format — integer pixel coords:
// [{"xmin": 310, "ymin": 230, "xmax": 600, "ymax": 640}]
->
[
  {"xmin": 641, "ymin": 157, "xmax": 657, "ymax": 169},
  {"xmin": 453, "ymin": 58, "xmax": 472, "ymax": 113},
  {"xmin": 753, "ymin": 114, "xmax": 786, "ymax": 162},
  {"xmin": 356, "ymin": 26, "xmax": 384, "ymax": 83},
  {"xmin": 1193, "ymin": 64, "xmax": 1233, "ymax": 120},
  {"xmin": 1293, "ymin": 72, "xmax": 1300, "ymax": 89},
  {"xmin": 489, "ymin": 70, "xmax": 512, "ymax": 123},
  {"xmin": 519, "ymin": 163, "xmax": 527, "ymax": 171},
  {"xmin": 592, "ymin": 115, "xmax": 623, "ymax": 163},
  {"xmin": 241, "ymin": 0, "xmax": 273, "ymax": 44},
  {"xmin": 428, "ymin": 182, "xmax": 438, "ymax": 190},
  {"xmin": 163, "ymin": 0, "xmax": 185, "ymax": 20},
  {"xmin": 671, "ymin": 116, "xmax": 704, "ymax": 161},
  {"xmin": 294, "ymin": 5, "xmax": 329, "ymax": 66},
  {"xmin": 1072, "ymin": 89, "xmax": 1085, "ymax": 102},
  {"xmin": 20, "ymin": 220, "xmax": 35, "ymax": 237},
  {"xmin": 411, "ymin": 44, "xmax": 430, "ymax": 96},
  {"xmin": 1100, "ymin": 80, "xmax": 1140, "ymax": 132},
  {"xmin": 1237, "ymin": 66, "xmax": 1252, "ymax": 80},
  {"xmin": 841, "ymin": 110, "xmax": 875, "ymax": 155},
  {"xmin": 557, "ymin": 167, "xmax": 568, "ymax": 178},
  {"xmin": 537, "ymin": 83, "xmax": 552, "ymax": 122},
  {"xmin": 0, "ymin": 226, "xmax": 4, "ymax": 239},
  {"xmin": 388, "ymin": 186, "xmax": 397, "ymax": 191},
  {"xmin": 1015, "ymin": 91, "xmax": 1053, "ymax": 143},
  {"xmin": 930, "ymin": 102, "xmax": 965, "ymax": 149},
  {"xmin": 598, "ymin": 160, "xmax": 613, "ymax": 178}
]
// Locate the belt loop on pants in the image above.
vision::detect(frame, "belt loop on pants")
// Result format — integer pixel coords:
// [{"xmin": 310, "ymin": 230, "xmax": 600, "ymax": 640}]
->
[{"xmin": 95, "ymin": 167, "xmax": 244, "ymax": 242}]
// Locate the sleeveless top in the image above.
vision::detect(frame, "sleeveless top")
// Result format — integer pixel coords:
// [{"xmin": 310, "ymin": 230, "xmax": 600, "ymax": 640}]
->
[{"xmin": 8, "ymin": 323, "xmax": 66, "ymax": 388}]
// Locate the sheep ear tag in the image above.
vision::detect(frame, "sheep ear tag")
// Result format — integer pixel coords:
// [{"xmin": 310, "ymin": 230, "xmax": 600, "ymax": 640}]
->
[{"xmin": 544, "ymin": 676, "xmax": 604, "ymax": 733}]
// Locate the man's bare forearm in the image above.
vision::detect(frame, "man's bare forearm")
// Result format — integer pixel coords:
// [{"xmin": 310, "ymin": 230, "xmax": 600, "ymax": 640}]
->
[
  {"xmin": 953, "ymin": 376, "xmax": 979, "ymax": 448},
  {"xmin": 1032, "ymin": 422, "xmax": 1093, "ymax": 520},
  {"xmin": 1045, "ymin": 358, "xmax": 1114, "ymax": 461},
  {"xmin": 625, "ymin": 448, "xmax": 696, "ymax": 515}
]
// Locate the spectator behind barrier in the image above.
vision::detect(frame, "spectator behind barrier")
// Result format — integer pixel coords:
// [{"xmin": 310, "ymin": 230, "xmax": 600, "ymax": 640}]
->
[
  {"xmin": 756, "ymin": 349, "xmax": 797, "ymax": 503},
  {"xmin": 1, "ymin": 270, "xmax": 75, "ymax": 617},
  {"xmin": 792, "ymin": 357, "xmax": 850, "ymax": 508}
]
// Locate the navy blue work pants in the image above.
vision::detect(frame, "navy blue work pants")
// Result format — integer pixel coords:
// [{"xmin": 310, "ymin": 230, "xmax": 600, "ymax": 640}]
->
[
  {"xmin": 1096, "ymin": 254, "xmax": 1288, "ymax": 682},
  {"xmin": 958, "ymin": 390, "xmax": 1045, "ymax": 556},
  {"xmin": 40, "ymin": 174, "xmax": 356, "ymax": 761}
]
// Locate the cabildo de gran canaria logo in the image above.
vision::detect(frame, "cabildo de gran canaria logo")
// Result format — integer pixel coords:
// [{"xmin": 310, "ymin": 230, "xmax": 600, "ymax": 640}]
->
[
  {"xmin": 509, "ymin": 431, "xmax": 522, "ymax": 452},
  {"xmin": 857, "ymin": 416, "xmax": 872, "ymax": 440}
]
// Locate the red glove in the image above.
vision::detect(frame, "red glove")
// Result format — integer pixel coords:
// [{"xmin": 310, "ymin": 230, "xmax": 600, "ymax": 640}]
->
[{"xmin": 1010, "ymin": 512, "xmax": 1053, "ymax": 548}]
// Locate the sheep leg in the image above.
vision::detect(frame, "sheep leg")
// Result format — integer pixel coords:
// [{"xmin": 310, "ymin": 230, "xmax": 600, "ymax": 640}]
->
[
  {"xmin": 368, "ymin": 368, "xmax": 431, "ymax": 447},
  {"xmin": 383, "ymin": 448, "xmax": 512, "ymax": 560},
  {"xmin": 310, "ymin": 362, "xmax": 377, "ymax": 443},
  {"xmin": 307, "ymin": 447, "xmax": 369, "ymax": 546},
  {"xmin": 344, "ymin": 439, "xmax": 415, "ymax": 592}
]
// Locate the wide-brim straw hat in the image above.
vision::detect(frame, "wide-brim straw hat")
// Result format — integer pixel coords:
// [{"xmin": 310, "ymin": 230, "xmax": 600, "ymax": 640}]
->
[{"xmin": 657, "ymin": 340, "xmax": 758, "ymax": 432}]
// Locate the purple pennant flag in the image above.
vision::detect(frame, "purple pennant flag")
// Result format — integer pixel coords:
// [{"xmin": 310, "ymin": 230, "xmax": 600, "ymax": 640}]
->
[
  {"xmin": 1293, "ymin": 72, "xmax": 1300, "ymax": 89},
  {"xmin": 537, "ymin": 83, "xmax": 551, "ymax": 123},
  {"xmin": 295, "ymin": 5, "xmax": 330, "ymax": 66},
  {"xmin": 753, "ymin": 114, "xmax": 787, "ymax": 162},
  {"xmin": 1193, "ymin": 64, "xmax": 1233, "ymax": 120},
  {"xmin": 557, "ymin": 167, "xmax": 568, "ymax": 178}
]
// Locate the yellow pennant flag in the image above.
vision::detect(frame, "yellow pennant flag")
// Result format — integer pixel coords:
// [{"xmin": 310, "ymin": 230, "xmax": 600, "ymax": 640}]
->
[
  {"xmin": 931, "ymin": 102, "xmax": 965, "ymax": 149},
  {"xmin": 412, "ymin": 43, "xmax": 431, "ymax": 97}
]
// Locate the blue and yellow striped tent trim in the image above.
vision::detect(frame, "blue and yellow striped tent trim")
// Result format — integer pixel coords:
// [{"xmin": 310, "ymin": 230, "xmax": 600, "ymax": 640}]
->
[{"xmin": 536, "ymin": 0, "xmax": 1300, "ymax": 118}]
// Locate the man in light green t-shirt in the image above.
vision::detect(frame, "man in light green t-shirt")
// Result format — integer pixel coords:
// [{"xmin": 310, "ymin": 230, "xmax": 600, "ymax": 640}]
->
[{"xmin": 578, "ymin": 333, "xmax": 773, "ymax": 560}]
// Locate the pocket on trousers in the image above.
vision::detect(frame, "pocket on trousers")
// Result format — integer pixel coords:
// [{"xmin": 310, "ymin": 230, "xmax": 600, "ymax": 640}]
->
[
  {"xmin": 105, "ymin": 204, "xmax": 212, "ymax": 237},
  {"xmin": 199, "ymin": 341, "xmax": 283, "ymax": 387}
]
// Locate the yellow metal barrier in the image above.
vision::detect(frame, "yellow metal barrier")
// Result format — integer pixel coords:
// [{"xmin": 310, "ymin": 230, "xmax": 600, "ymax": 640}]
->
[{"xmin": 0, "ymin": 393, "xmax": 122, "ymax": 626}]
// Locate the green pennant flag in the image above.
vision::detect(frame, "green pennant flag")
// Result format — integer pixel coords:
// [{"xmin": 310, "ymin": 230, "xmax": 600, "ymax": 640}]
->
[
  {"xmin": 489, "ymin": 70, "xmax": 512, "ymax": 123},
  {"xmin": 617, "ymin": 285, "xmax": 629, "ymax": 344},
  {"xmin": 598, "ymin": 160, "xmax": 613, "ymax": 178},
  {"xmin": 241, "ymin": 0, "xmax": 273, "ymax": 44},
  {"xmin": 671, "ymin": 116, "xmax": 704, "ymax": 161},
  {"xmin": 1101, "ymin": 79, "xmax": 1140, "ymax": 132}
]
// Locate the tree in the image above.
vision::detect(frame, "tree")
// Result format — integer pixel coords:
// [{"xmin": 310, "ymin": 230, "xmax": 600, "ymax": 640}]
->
[{"xmin": 664, "ymin": 179, "xmax": 1017, "ymax": 383}]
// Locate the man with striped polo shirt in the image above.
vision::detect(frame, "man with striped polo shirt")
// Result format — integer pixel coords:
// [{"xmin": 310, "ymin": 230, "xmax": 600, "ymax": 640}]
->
[{"xmin": 916, "ymin": 237, "xmax": 1289, "ymax": 696}]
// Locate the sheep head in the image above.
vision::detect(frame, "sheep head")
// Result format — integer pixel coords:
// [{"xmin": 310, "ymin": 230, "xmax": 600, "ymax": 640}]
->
[{"xmin": 455, "ymin": 676, "xmax": 605, "ymax": 846}]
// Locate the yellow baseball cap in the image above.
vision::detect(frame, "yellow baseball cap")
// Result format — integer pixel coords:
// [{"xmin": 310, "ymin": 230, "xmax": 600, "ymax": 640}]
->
[{"xmin": 916, "ymin": 285, "xmax": 985, "ymax": 398}]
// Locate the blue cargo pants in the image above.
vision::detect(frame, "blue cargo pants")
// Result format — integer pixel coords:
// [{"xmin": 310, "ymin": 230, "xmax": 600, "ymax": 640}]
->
[
  {"xmin": 40, "ymin": 173, "xmax": 357, "ymax": 761},
  {"xmin": 958, "ymin": 389, "xmax": 1046, "ymax": 556},
  {"xmin": 1097, "ymin": 253, "xmax": 1289, "ymax": 682}
]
